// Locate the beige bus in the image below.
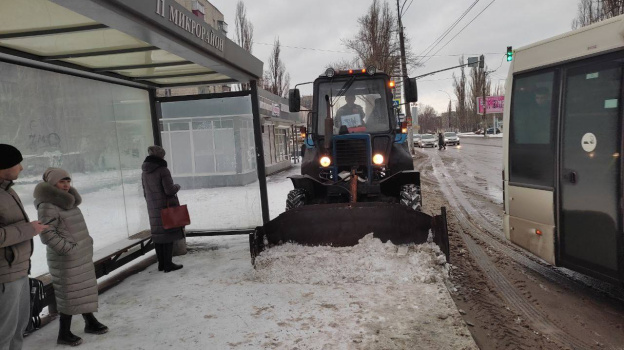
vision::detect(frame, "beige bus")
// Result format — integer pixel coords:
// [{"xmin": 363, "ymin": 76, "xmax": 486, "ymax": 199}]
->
[{"xmin": 503, "ymin": 15, "xmax": 624, "ymax": 283}]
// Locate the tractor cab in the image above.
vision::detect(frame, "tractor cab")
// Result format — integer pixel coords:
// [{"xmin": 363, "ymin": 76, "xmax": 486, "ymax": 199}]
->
[
  {"xmin": 316, "ymin": 75, "xmax": 393, "ymax": 135},
  {"xmin": 289, "ymin": 68, "xmax": 417, "ymax": 191}
]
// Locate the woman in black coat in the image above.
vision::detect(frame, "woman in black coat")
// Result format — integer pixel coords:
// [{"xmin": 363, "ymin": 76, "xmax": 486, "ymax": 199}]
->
[{"xmin": 141, "ymin": 146, "xmax": 184, "ymax": 272}]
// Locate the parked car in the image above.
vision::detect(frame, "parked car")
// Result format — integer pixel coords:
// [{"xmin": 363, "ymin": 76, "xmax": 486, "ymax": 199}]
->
[
  {"xmin": 412, "ymin": 134, "xmax": 422, "ymax": 147},
  {"xmin": 486, "ymin": 127, "xmax": 501, "ymax": 134},
  {"xmin": 443, "ymin": 132, "xmax": 460, "ymax": 146},
  {"xmin": 418, "ymin": 134, "xmax": 437, "ymax": 148}
]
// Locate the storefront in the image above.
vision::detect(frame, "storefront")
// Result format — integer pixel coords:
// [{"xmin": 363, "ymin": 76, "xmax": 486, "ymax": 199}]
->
[{"xmin": 0, "ymin": 0, "xmax": 266, "ymax": 276}]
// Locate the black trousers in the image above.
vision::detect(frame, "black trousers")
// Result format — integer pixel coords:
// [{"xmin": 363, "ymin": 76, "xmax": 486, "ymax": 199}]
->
[{"xmin": 154, "ymin": 243, "xmax": 173, "ymax": 270}]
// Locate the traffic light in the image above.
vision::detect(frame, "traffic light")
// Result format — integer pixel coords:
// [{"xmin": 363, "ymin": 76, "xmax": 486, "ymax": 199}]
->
[{"xmin": 506, "ymin": 46, "xmax": 513, "ymax": 62}]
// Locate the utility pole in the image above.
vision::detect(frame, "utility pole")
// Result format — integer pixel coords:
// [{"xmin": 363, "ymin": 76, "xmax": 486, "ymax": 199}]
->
[
  {"xmin": 396, "ymin": 0, "xmax": 412, "ymax": 151},
  {"xmin": 448, "ymin": 100, "xmax": 452, "ymax": 130},
  {"xmin": 479, "ymin": 55, "xmax": 488, "ymax": 138},
  {"xmin": 482, "ymin": 69, "xmax": 487, "ymax": 138}
]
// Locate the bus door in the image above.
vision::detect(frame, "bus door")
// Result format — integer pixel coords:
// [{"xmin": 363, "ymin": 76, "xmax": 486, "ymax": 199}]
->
[{"xmin": 560, "ymin": 58, "xmax": 623, "ymax": 281}]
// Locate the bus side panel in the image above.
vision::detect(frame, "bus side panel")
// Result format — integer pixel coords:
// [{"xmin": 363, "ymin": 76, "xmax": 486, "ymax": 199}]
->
[
  {"xmin": 508, "ymin": 216, "xmax": 556, "ymax": 265},
  {"xmin": 507, "ymin": 185, "xmax": 556, "ymax": 265}
]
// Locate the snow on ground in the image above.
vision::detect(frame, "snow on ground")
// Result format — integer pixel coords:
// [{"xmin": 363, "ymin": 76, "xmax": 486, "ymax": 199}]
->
[
  {"xmin": 24, "ymin": 235, "xmax": 476, "ymax": 350},
  {"xmin": 457, "ymin": 132, "xmax": 503, "ymax": 138},
  {"xmin": 19, "ymin": 164, "xmax": 299, "ymax": 276}
]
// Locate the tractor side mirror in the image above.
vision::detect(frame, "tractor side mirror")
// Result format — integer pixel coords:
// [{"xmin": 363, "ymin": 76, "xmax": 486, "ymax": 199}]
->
[
  {"xmin": 405, "ymin": 78, "xmax": 418, "ymax": 103},
  {"xmin": 289, "ymin": 89, "xmax": 301, "ymax": 112}
]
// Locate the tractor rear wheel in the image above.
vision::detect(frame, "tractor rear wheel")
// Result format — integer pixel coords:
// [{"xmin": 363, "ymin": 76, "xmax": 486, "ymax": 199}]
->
[
  {"xmin": 285, "ymin": 188, "xmax": 307, "ymax": 211},
  {"xmin": 400, "ymin": 184, "xmax": 422, "ymax": 211}
]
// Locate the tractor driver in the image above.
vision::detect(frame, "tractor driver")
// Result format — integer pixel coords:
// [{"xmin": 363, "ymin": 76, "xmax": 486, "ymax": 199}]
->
[{"xmin": 335, "ymin": 92, "xmax": 365, "ymax": 129}]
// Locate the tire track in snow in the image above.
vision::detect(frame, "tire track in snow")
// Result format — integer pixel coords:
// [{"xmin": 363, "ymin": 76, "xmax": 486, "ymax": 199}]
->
[
  {"xmin": 425, "ymin": 150, "xmax": 594, "ymax": 349},
  {"xmin": 418, "ymin": 149, "xmax": 624, "ymax": 301}
]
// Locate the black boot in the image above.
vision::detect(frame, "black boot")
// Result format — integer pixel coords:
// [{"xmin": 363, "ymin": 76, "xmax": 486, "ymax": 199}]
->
[
  {"xmin": 163, "ymin": 243, "xmax": 183, "ymax": 273},
  {"xmin": 155, "ymin": 243, "xmax": 164, "ymax": 271},
  {"xmin": 57, "ymin": 313, "xmax": 82, "ymax": 346},
  {"xmin": 83, "ymin": 313, "xmax": 108, "ymax": 334}
]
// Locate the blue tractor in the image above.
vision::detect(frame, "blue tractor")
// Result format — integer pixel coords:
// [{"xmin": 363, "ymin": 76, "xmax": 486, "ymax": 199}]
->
[{"xmin": 250, "ymin": 68, "xmax": 449, "ymax": 263}]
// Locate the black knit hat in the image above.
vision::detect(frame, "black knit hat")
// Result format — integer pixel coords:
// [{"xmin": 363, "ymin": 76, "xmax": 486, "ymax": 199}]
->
[{"xmin": 0, "ymin": 144, "xmax": 23, "ymax": 170}]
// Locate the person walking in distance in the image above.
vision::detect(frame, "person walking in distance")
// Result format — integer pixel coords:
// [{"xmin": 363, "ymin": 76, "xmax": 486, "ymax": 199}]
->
[
  {"xmin": 34, "ymin": 168, "xmax": 108, "ymax": 346},
  {"xmin": 438, "ymin": 132, "xmax": 446, "ymax": 150},
  {"xmin": 141, "ymin": 146, "xmax": 184, "ymax": 273},
  {"xmin": 0, "ymin": 144, "xmax": 48, "ymax": 350}
]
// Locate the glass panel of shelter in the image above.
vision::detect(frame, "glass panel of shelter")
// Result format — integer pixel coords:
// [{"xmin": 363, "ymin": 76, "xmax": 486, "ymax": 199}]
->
[
  {"xmin": 0, "ymin": 61, "xmax": 152, "ymax": 276},
  {"xmin": 159, "ymin": 97, "xmax": 263, "ymax": 231}
]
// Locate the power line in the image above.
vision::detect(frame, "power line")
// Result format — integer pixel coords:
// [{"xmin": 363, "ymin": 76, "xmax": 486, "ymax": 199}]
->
[
  {"xmin": 420, "ymin": 0, "xmax": 497, "ymax": 66},
  {"xmin": 252, "ymin": 41, "xmax": 351, "ymax": 54},
  {"xmin": 418, "ymin": 77, "xmax": 455, "ymax": 82},
  {"xmin": 414, "ymin": 1, "xmax": 479, "ymax": 66},
  {"xmin": 415, "ymin": 52, "xmax": 503, "ymax": 58},
  {"xmin": 401, "ymin": 0, "xmax": 415, "ymax": 16},
  {"xmin": 414, "ymin": 0, "xmax": 480, "ymax": 66}
]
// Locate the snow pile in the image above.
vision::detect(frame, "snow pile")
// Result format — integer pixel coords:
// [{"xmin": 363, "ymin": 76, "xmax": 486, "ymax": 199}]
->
[{"xmin": 253, "ymin": 234, "xmax": 448, "ymax": 285}]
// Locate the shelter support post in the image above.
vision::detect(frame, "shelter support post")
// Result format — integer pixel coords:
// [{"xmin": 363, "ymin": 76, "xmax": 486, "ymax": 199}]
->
[{"xmin": 251, "ymin": 80, "xmax": 270, "ymax": 224}]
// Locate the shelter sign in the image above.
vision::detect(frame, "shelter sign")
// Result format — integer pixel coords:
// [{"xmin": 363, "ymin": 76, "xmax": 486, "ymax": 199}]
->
[
  {"xmin": 477, "ymin": 96, "xmax": 505, "ymax": 114},
  {"xmin": 154, "ymin": 0, "xmax": 224, "ymax": 51}
]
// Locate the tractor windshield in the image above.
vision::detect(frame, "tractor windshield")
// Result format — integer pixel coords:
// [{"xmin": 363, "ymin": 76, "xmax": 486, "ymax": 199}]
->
[{"xmin": 316, "ymin": 78, "xmax": 391, "ymax": 135}]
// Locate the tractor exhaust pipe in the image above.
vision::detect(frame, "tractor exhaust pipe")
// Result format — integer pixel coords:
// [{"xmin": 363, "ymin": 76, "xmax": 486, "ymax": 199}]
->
[{"xmin": 324, "ymin": 95, "xmax": 333, "ymax": 150}]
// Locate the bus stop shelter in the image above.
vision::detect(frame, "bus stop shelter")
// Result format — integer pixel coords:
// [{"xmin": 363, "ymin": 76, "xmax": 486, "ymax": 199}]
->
[{"xmin": 0, "ymin": 0, "xmax": 270, "ymax": 311}]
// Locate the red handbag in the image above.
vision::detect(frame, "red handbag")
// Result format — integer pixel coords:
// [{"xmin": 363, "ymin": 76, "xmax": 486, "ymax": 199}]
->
[{"xmin": 161, "ymin": 197, "xmax": 191, "ymax": 230}]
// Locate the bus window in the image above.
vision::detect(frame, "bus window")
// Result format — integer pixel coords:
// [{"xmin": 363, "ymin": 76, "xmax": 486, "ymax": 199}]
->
[{"xmin": 509, "ymin": 71, "xmax": 556, "ymax": 187}]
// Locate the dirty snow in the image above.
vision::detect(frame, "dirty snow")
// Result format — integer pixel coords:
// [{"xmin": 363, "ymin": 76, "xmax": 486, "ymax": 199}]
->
[
  {"xmin": 23, "ymin": 234, "xmax": 477, "ymax": 350},
  {"xmin": 254, "ymin": 234, "xmax": 448, "ymax": 285}
]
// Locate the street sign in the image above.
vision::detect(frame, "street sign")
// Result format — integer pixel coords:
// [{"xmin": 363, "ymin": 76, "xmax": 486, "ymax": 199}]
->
[
  {"xmin": 392, "ymin": 99, "xmax": 400, "ymax": 108},
  {"xmin": 271, "ymin": 103, "xmax": 281, "ymax": 117}
]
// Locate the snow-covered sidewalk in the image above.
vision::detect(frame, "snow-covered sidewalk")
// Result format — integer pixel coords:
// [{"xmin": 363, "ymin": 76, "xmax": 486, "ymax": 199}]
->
[
  {"xmin": 23, "ymin": 235, "xmax": 477, "ymax": 349},
  {"xmin": 457, "ymin": 132, "xmax": 503, "ymax": 138}
]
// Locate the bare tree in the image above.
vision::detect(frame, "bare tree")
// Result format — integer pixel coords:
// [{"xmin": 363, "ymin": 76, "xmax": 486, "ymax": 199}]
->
[
  {"xmin": 235, "ymin": 1, "xmax": 254, "ymax": 90},
  {"xmin": 300, "ymin": 95, "xmax": 313, "ymax": 110},
  {"xmin": 418, "ymin": 105, "xmax": 439, "ymax": 133},
  {"xmin": 492, "ymin": 82, "xmax": 505, "ymax": 97},
  {"xmin": 452, "ymin": 57, "xmax": 468, "ymax": 132},
  {"xmin": 572, "ymin": 0, "xmax": 624, "ymax": 29},
  {"xmin": 263, "ymin": 37, "xmax": 290, "ymax": 98},
  {"xmin": 467, "ymin": 65, "xmax": 491, "ymax": 132},
  {"xmin": 326, "ymin": 58, "xmax": 360, "ymax": 72},
  {"xmin": 343, "ymin": 0, "xmax": 409, "ymax": 74},
  {"xmin": 235, "ymin": 1, "xmax": 253, "ymax": 52}
]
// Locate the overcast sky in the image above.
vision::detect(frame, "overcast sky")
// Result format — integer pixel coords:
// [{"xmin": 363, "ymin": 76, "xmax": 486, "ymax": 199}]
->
[{"xmin": 211, "ymin": 0, "xmax": 578, "ymax": 113}]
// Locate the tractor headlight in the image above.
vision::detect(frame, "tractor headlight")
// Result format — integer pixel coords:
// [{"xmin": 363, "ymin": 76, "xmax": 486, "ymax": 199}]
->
[
  {"xmin": 320, "ymin": 156, "xmax": 331, "ymax": 167},
  {"xmin": 372, "ymin": 154, "xmax": 384, "ymax": 165},
  {"xmin": 325, "ymin": 68, "xmax": 335, "ymax": 78}
]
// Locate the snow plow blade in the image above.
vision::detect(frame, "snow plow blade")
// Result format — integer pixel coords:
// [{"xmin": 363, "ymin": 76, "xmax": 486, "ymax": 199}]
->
[{"xmin": 250, "ymin": 203, "xmax": 449, "ymax": 265}]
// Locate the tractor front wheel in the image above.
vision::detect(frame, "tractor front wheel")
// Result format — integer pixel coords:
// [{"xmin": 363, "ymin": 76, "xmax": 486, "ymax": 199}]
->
[
  {"xmin": 285, "ymin": 188, "xmax": 307, "ymax": 211},
  {"xmin": 400, "ymin": 184, "xmax": 422, "ymax": 211}
]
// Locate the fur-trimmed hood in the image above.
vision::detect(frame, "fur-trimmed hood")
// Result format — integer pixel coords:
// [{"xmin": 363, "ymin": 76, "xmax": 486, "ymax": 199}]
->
[{"xmin": 33, "ymin": 182, "xmax": 82, "ymax": 210}]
